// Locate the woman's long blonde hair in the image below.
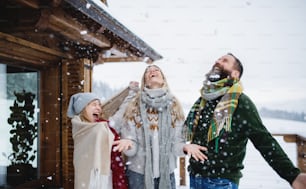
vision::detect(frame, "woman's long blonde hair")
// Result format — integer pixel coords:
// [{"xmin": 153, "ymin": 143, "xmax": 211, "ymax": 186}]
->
[{"xmin": 124, "ymin": 65, "xmax": 185, "ymax": 124}]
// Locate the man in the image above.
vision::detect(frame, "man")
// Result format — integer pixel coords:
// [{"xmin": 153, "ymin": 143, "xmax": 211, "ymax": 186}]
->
[{"xmin": 184, "ymin": 53, "xmax": 306, "ymax": 189}]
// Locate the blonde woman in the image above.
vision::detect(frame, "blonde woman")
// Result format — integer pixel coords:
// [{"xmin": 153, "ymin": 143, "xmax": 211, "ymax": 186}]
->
[{"xmin": 114, "ymin": 65, "xmax": 206, "ymax": 189}]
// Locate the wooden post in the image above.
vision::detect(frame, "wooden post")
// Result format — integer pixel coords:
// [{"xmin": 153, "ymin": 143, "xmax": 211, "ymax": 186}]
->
[
  {"xmin": 296, "ymin": 136, "xmax": 306, "ymax": 173},
  {"xmin": 179, "ymin": 157, "xmax": 186, "ymax": 185},
  {"xmin": 281, "ymin": 134, "xmax": 306, "ymax": 173}
]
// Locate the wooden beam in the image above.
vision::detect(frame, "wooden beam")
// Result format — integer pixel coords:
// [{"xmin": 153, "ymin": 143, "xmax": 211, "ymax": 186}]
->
[
  {"xmin": 15, "ymin": 0, "xmax": 63, "ymax": 9},
  {"xmin": 0, "ymin": 32, "xmax": 67, "ymax": 57},
  {"xmin": 283, "ymin": 134, "xmax": 298, "ymax": 143},
  {"xmin": 0, "ymin": 40, "xmax": 58, "ymax": 61},
  {"xmin": 0, "ymin": 52, "xmax": 46, "ymax": 66},
  {"xmin": 94, "ymin": 57, "xmax": 152, "ymax": 64},
  {"xmin": 15, "ymin": 0, "xmax": 40, "ymax": 9},
  {"xmin": 40, "ymin": 66, "xmax": 62, "ymax": 186},
  {"xmin": 0, "ymin": 32, "xmax": 68, "ymax": 66},
  {"xmin": 272, "ymin": 134, "xmax": 298, "ymax": 143},
  {"xmin": 36, "ymin": 9, "xmax": 111, "ymax": 48}
]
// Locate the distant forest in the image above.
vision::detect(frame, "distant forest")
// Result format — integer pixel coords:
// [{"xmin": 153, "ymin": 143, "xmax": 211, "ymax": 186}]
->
[
  {"xmin": 6, "ymin": 72, "xmax": 37, "ymax": 99},
  {"xmin": 259, "ymin": 107, "xmax": 306, "ymax": 123}
]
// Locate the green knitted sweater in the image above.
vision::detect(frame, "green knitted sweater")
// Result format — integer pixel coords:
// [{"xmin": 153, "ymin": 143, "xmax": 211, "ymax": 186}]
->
[{"xmin": 188, "ymin": 93, "xmax": 300, "ymax": 185}]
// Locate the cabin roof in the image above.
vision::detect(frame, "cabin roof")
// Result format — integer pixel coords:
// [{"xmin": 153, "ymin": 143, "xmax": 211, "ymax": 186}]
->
[
  {"xmin": 65, "ymin": 0, "xmax": 163, "ymax": 62},
  {"xmin": 0, "ymin": 0, "xmax": 162, "ymax": 67}
]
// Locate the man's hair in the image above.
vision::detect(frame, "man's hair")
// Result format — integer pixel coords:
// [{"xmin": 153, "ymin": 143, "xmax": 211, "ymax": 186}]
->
[{"xmin": 228, "ymin": 53, "xmax": 243, "ymax": 78}]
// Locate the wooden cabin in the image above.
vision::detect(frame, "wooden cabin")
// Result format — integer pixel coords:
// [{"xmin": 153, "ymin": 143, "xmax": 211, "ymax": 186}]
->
[{"xmin": 0, "ymin": 0, "xmax": 161, "ymax": 188}]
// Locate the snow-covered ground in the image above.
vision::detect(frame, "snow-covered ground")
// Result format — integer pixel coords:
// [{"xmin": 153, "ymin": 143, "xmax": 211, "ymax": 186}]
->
[{"xmin": 175, "ymin": 118, "xmax": 304, "ymax": 189}]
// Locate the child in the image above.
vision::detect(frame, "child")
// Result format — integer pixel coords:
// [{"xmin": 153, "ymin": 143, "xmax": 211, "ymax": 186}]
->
[{"xmin": 67, "ymin": 92, "xmax": 131, "ymax": 189}]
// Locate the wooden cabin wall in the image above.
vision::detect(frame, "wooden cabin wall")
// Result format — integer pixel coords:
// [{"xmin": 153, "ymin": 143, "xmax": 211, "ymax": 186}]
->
[
  {"xmin": 40, "ymin": 65, "xmax": 62, "ymax": 187},
  {"xmin": 61, "ymin": 58, "xmax": 93, "ymax": 189}
]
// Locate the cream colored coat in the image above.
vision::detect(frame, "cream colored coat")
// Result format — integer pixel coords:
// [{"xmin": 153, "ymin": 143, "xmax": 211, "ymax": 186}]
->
[{"xmin": 72, "ymin": 116, "xmax": 114, "ymax": 189}]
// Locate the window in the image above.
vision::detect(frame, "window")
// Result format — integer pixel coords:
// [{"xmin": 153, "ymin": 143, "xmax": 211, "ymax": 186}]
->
[{"xmin": 0, "ymin": 64, "xmax": 39, "ymax": 187}]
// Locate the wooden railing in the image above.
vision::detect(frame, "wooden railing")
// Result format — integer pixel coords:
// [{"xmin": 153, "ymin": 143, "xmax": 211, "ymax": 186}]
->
[{"xmin": 273, "ymin": 134, "xmax": 306, "ymax": 173}]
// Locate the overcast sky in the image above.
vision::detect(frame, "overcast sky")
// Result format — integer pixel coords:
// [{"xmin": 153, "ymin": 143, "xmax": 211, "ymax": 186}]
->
[{"xmin": 93, "ymin": 0, "xmax": 306, "ymax": 112}]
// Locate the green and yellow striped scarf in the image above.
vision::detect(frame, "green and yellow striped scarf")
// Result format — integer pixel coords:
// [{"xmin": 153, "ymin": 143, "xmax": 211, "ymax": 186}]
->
[{"xmin": 185, "ymin": 78, "xmax": 243, "ymax": 148}]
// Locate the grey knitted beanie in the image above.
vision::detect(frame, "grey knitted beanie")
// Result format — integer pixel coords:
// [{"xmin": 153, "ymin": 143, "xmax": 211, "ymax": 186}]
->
[{"xmin": 67, "ymin": 92, "xmax": 100, "ymax": 118}]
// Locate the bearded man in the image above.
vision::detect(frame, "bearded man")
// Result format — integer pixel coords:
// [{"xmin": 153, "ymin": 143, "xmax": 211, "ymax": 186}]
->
[{"xmin": 184, "ymin": 53, "xmax": 306, "ymax": 189}]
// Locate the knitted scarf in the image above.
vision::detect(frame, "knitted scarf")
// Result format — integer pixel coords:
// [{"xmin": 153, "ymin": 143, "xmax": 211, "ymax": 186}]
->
[
  {"xmin": 140, "ymin": 87, "xmax": 173, "ymax": 189},
  {"xmin": 185, "ymin": 78, "xmax": 243, "ymax": 151}
]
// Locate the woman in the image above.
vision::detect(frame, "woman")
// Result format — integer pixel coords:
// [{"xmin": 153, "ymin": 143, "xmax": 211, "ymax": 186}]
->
[
  {"xmin": 116, "ymin": 65, "xmax": 206, "ymax": 189},
  {"xmin": 67, "ymin": 92, "xmax": 131, "ymax": 189}
]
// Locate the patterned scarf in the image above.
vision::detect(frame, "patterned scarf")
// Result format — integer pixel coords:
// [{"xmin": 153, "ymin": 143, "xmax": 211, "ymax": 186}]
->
[
  {"xmin": 140, "ymin": 87, "xmax": 173, "ymax": 189},
  {"xmin": 185, "ymin": 78, "xmax": 243, "ymax": 150}
]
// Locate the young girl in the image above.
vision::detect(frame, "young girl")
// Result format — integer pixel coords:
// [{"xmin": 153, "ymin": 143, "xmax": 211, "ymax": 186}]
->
[{"xmin": 67, "ymin": 92, "xmax": 132, "ymax": 189}]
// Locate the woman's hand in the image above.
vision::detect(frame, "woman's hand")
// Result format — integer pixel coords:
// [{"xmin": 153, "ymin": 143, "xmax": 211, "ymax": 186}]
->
[
  {"xmin": 129, "ymin": 81, "xmax": 139, "ymax": 91},
  {"xmin": 113, "ymin": 139, "xmax": 133, "ymax": 152},
  {"xmin": 183, "ymin": 143, "xmax": 208, "ymax": 161}
]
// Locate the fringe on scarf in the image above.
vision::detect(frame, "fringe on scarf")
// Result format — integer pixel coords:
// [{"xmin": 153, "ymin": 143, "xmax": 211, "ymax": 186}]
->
[
  {"xmin": 184, "ymin": 79, "xmax": 242, "ymax": 152},
  {"xmin": 89, "ymin": 168, "xmax": 112, "ymax": 189},
  {"xmin": 184, "ymin": 97, "xmax": 204, "ymax": 141},
  {"xmin": 208, "ymin": 116, "xmax": 231, "ymax": 142}
]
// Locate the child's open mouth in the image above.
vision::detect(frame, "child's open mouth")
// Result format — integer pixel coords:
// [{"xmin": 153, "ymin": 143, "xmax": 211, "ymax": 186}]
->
[{"xmin": 93, "ymin": 113, "xmax": 99, "ymax": 120}]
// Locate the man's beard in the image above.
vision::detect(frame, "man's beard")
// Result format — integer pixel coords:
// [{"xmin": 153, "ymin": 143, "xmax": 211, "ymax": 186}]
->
[{"xmin": 206, "ymin": 65, "xmax": 230, "ymax": 82}]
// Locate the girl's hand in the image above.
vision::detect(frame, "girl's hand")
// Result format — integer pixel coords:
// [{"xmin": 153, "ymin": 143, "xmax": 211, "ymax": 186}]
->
[{"xmin": 113, "ymin": 139, "xmax": 133, "ymax": 152}]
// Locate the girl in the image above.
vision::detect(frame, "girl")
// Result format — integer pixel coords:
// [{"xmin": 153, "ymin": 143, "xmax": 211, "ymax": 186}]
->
[{"xmin": 67, "ymin": 92, "xmax": 132, "ymax": 189}]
